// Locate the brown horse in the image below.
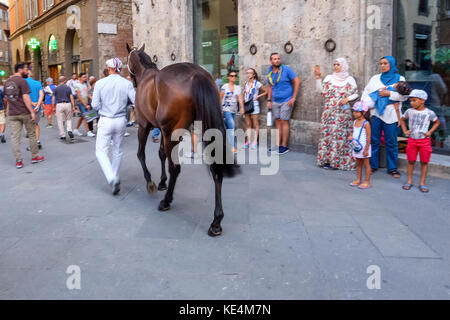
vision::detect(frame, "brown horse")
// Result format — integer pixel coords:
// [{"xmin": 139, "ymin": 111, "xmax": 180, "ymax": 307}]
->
[{"xmin": 126, "ymin": 44, "xmax": 239, "ymax": 237}]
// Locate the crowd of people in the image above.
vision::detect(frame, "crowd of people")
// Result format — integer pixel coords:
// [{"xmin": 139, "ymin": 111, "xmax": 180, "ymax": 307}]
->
[
  {"xmin": 0, "ymin": 52, "xmax": 442, "ymax": 194},
  {"xmin": 220, "ymin": 53, "xmax": 440, "ymax": 192}
]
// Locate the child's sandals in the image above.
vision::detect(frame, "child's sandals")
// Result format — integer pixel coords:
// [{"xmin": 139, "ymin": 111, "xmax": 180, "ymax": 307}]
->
[
  {"xmin": 358, "ymin": 183, "xmax": 371, "ymax": 190},
  {"xmin": 350, "ymin": 181, "xmax": 361, "ymax": 187},
  {"xmin": 402, "ymin": 183, "xmax": 413, "ymax": 191}
]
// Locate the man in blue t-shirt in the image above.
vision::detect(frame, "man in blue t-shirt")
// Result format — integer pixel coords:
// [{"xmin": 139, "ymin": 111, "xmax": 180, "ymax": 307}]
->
[
  {"xmin": 266, "ymin": 53, "xmax": 300, "ymax": 155},
  {"xmin": 25, "ymin": 70, "xmax": 44, "ymax": 149}
]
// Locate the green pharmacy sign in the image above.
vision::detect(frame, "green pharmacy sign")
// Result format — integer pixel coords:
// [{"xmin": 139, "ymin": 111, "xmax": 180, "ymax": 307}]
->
[
  {"xmin": 0, "ymin": 70, "xmax": 6, "ymax": 77},
  {"xmin": 28, "ymin": 38, "xmax": 40, "ymax": 49}
]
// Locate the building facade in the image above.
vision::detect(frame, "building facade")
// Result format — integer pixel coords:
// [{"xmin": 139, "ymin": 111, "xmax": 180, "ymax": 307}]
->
[
  {"xmin": 9, "ymin": 0, "xmax": 132, "ymax": 83},
  {"xmin": 0, "ymin": 2, "xmax": 11, "ymax": 81},
  {"xmin": 132, "ymin": 0, "xmax": 450, "ymax": 155}
]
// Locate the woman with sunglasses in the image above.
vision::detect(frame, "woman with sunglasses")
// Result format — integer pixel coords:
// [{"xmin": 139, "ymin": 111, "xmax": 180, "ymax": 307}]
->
[
  {"xmin": 220, "ymin": 71, "xmax": 244, "ymax": 153},
  {"xmin": 243, "ymin": 68, "xmax": 267, "ymax": 149}
]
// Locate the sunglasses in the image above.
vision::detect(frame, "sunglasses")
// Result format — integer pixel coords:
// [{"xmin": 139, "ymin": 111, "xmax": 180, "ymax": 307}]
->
[{"xmin": 229, "ymin": 75, "xmax": 237, "ymax": 78}]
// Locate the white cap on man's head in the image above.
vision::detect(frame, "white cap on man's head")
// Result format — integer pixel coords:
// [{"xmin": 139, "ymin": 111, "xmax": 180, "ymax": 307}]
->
[
  {"xmin": 106, "ymin": 58, "xmax": 123, "ymax": 72},
  {"xmin": 409, "ymin": 89, "xmax": 428, "ymax": 101}
]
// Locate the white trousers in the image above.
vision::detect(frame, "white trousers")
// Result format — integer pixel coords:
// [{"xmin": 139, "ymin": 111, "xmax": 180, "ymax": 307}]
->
[{"xmin": 96, "ymin": 116, "xmax": 127, "ymax": 184}]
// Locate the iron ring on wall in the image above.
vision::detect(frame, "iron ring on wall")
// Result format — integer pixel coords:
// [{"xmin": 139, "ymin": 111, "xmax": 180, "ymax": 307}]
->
[
  {"xmin": 171, "ymin": 53, "xmax": 176, "ymax": 61},
  {"xmin": 249, "ymin": 44, "xmax": 257, "ymax": 55},
  {"xmin": 153, "ymin": 55, "xmax": 158, "ymax": 63},
  {"xmin": 324, "ymin": 39, "xmax": 337, "ymax": 52},
  {"xmin": 284, "ymin": 41, "xmax": 294, "ymax": 54}
]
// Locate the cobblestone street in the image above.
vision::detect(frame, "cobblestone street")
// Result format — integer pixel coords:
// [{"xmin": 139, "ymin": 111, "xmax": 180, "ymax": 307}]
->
[{"xmin": 0, "ymin": 123, "xmax": 449, "ymax": 299}]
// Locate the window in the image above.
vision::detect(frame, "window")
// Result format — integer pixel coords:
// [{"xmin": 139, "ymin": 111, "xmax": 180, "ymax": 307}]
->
[
  {"xmin": 0, "ymin": 30, "xmax": 3, "ymax": 42},
  {"xmin": 418, "ymin": 0, "xmax": 429, "ymax": 16},
  {"xmin": 15, "ymin": 0, "xmax": 19, "ymax": 27},
  {"xmin": 31, "ymin": 0, "xmax": 38, "ymax": 18},
  {"xmin": 44, "ymin": 0, "xmax": 55, "ymax": 11},
  {"xmin": 194, "ymin": 0, "xmax": 239, "ymax": 84},
  {"xmin": 396, "ymin": 0, "xmax": 450, "ymax": 155},
  {"xmin": 5, "ymin": 51, "xmax": 8, "ymax": 62},
  {"xmin": 446, "ymin": 0, "xmax": 450, "ymax": 15}
]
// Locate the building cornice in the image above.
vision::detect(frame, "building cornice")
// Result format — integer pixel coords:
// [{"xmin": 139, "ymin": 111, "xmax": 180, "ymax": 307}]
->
[{"xmin": 9, "ymin": 0, "xmax": 84, "ymax": 41}]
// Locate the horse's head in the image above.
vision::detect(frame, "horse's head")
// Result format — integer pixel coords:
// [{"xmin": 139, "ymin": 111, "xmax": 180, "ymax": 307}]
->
[{"xmin": 126, "ymin": 43, "xmax": 158, "ymax": 87}]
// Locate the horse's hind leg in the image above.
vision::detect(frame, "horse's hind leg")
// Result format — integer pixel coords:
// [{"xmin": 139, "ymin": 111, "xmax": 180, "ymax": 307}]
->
[
  {"xmin": 208, "ymin": 164, "xmax": 224, "ymax": 237},
  {"xmin": 158, "ymin": 134, "xmax": 168, "ymax": 191},
  {"xmin": 137, "ymin": 123, "xmax": 157, "ymax": 194},
  {"xmin": 158, "ymin": 141, "xmax": 181, "ymax": 211}
]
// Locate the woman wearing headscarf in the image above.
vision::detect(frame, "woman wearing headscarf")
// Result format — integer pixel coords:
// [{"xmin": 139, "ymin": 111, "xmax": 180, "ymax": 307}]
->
[
  {"xmin": 314, "ymin": 58, "xmax": 359, "ymax": 170},
  {"xmin": 361, "ymin": 56, "xmax": 408, "ymax": 179}
]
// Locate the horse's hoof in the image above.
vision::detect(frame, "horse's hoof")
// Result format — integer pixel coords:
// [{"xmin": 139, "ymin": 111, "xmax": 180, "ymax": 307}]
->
[
  {"xmin": 208, "ymin": 226, "xmax": 222, "ymax": 237},
  {"xmin": 147, "ymin": 181, "xmax": 157, "ymax": 194},
  {"xmin": 158, "ymin": 183, "xmax": 168, "ymax": 191},
  {"xmin": 158, "ymin": 200, "xmax": 171, "ymax": 212}
]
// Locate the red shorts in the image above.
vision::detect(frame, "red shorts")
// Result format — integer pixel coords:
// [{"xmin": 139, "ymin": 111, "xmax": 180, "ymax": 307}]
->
[
  {"xmin": 44, "ymin": 104, "xmax": 55, "ymax": 116},
  {"xmin": 406, "ymin": 138, "xmax": 432, "ymax": 163}
]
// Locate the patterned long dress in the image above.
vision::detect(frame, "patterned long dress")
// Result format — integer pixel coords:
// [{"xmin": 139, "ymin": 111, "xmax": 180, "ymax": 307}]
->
[{"xmin": 317, "ymin": 79, "xmax": 357, "ymax": 171}]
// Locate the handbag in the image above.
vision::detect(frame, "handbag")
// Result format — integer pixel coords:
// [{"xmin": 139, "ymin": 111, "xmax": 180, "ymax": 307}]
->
[
  {"xmin": 349, "ymin": 120, "xmax": 367, "ymax": 153},
  {"xmin": 244, "ymin": 99, "xmax": 255, "ymax": 114},
  {"xmin": 83, "ymin": 109, "xmax": 99, "ymax": 123}
]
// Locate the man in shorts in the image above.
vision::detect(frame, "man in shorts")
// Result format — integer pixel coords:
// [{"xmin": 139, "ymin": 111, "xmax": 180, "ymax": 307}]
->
[
  {"xmin": 25, "ymin": 70, "xmax": 44, "ymax": 149},
  {"xmin": 266, "ymin": 53, "xmax": 300, "ymax": 155},
  {"xmin": 43, "ymin": 78, "xmax": 56, "ymax": 128}
]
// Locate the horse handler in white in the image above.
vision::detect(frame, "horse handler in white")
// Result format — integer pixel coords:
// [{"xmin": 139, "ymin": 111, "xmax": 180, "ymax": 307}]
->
[{"xmin": 92, "ymin": 58, "xmax": 136, "ymax": 195}]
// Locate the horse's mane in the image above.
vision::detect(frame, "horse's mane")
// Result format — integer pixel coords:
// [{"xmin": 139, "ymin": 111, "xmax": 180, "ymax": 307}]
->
[{"xmin": 137, "ymin": 51, "xmax": 158, "ymax": 70}]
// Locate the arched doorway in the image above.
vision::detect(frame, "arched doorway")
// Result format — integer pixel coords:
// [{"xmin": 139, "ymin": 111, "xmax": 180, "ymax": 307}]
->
[
  {"xmin": 16, "ymin": 49, "xmax": 21, "ymax": 64},
  {"xmin": 65, "ymin": 29, "xmax": 80, "ymax": 77}
]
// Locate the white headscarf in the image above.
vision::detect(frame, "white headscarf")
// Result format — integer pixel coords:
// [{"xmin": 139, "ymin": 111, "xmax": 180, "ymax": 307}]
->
[
  {"xmin": 332, "ymin": 58, "xmax": 350, "ymax": 82},
  {"xmin": 106, "ymin": 58, "xmax": 123, "ymax": 73}
]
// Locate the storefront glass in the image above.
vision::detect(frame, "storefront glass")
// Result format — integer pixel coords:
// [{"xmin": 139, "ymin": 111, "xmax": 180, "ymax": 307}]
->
[
  {"xmin": 396, "ymin": 0, "xmax": 450, "ymax": 155},
  {"xmin": 194, "ymin": 0, "xmax": 239, "ymax": 86}
]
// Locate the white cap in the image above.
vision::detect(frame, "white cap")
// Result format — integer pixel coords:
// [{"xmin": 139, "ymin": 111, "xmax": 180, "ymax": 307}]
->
[
  {"xmin": 106, "ymin": 58, "xmax": 123, "ymax": 72},
  {"xmin": 409, "ymin": 89, "xmax": 428, "ymax": 101}
]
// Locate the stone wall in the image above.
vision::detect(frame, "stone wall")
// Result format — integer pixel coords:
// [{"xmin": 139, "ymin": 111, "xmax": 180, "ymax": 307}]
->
[
  {"xmin": 131, "ymin": 0, "xmax": 193, "ymax": 67},
  {"xmin": 132, "ymin": 0, "xmax": 395, "ymax": 150},
  {"xmin": 97, "ymin": 0, "xmax": 133, "ymax": 78}
]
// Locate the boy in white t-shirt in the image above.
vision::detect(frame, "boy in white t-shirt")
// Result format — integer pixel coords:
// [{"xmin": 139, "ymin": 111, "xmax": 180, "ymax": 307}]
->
[{"xmin": 400, "ymin": 90, "xmax": 440, "ymax": 193}]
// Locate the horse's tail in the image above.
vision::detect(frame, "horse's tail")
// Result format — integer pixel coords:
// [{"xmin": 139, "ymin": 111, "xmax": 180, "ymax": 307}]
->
[{"xmin": 191, "ymin": 74, "xmax": 240, "ymax": 178}]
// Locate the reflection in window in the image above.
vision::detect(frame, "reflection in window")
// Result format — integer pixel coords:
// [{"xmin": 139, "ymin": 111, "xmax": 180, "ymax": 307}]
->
[
  {"xmin": 194, "ymin": 0, "xmax": 239, "ymax": 85},
  {"xmin": 397, "ymin": 0, "xmax": 450, "ymax": 154}
]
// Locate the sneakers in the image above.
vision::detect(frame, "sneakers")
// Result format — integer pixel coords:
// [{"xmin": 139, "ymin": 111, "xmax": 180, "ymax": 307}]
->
[
  {"xmin": 277, "ymin": 146, "xmax": 290, "ymax": 155},
  {"xmin": 38, "ymin": 141, "xmax": 42, "ymax": 149},
  {"xmin": 124, "ymin": 132, "xmax": 131, "ymax": 137},
  {"xmin": 0, "ymin": 135, "xmax": 5, "ymax": 143},
  {"xmin": 31, "ymin": 155, "xmax": 45, "ymax": 164},
  {"xmin": 126, "ymin": 122, "xmax": 134, "ymax": 127},
  {"xmin": 73, "ymin": 129, "xmax": 83, "ymax": 136},
  {"xmin": 244, "ymin": 142, "xmax": 250, "ymax": 149},
  {"xmin": 251, "ymin": 142, "xmax": 258, "ymax": 150},
  {"xmin": 60, "ymin": 136, "xmax": 66, "ymax": 140},
  {"xmin": 16, "ymin": 161, "xmax": 23, "ymax": 169},
  {"xmin": 87, "ymin": 131, "xmax": 96, "ymax": 137},
  {"xmin": 46, "ymin": 124, "xmax": 53, "ymax": 129},
  {"xmin": 68, "ymin": 131, "xmax": 75, "ymax": 142},
  {"xmin": 268, "ymin": 146, "xmax": 278, "ymax": 153}
]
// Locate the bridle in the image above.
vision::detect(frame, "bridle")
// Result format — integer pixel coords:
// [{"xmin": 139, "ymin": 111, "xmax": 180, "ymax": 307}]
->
[{"xmin": 127, "ymin": 48, "xmax": 137, "ymax": 77}]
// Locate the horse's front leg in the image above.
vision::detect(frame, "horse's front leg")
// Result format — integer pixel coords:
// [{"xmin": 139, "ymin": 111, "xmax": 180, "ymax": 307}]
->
[
  {"xmin": 137, "ymin": 123, "xmax": 157, "ymax": 194},
  {"xmin": 158, "ymin": 141, "xmax": 181, "ymax": 211},
  {"xmin": 208, "ymin": 164, "xmax": 224, "ymax": 237}
]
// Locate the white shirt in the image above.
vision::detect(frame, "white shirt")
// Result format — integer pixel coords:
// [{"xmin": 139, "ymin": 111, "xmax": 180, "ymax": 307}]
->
[
  {"xmin": 361, "ymin": 74, "xmax": 408, "ymax": 124},
  {"xmin": 92, "ymin": 74, "xmax": 136, "ymax": 118}
]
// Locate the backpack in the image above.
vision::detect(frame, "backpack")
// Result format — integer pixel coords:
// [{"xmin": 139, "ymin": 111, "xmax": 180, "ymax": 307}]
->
[{"xmin": 4, "ymin": 79, "xmax": 21, "ymax": 102}]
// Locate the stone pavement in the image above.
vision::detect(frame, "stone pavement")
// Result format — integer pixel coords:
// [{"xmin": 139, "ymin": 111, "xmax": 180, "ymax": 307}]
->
[{"xmin": 0, "ymin": 120, "xmax": 449, "ymax": 300}]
